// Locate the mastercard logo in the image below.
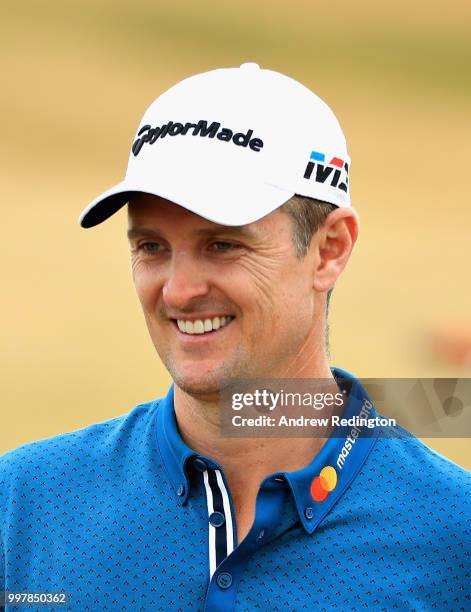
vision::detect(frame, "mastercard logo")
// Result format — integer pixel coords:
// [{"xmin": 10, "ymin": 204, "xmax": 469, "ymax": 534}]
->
[{"xmin": 310, "ymin": 466, "xmax": 338, "ymax": 502}]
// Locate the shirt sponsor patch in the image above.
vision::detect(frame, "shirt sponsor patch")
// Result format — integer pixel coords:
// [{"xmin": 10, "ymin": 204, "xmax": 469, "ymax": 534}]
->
[{"xmin": 310, "ymin": 465, "xmax": 338, "ymax": 502}]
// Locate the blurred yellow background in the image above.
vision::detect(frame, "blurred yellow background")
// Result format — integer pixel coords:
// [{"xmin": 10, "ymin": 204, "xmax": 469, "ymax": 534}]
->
[{"xmin": 2, "ymin": 0, "xmax": 470, "ymax": 468}]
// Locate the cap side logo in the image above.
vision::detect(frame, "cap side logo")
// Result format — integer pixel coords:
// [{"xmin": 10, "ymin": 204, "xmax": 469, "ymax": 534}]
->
[
  {"xmin": 303, "ymin": 149, "xmax": 349, "ymax": 193},
  {"xmin": 132, "ymin": 120, "xmax": 264, "ymax": 156}
]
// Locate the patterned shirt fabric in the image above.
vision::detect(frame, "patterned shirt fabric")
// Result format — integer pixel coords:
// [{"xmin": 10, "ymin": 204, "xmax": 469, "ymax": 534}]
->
[{"xmin": 1, "ymin": 367, "xmax": 470, "ymax": 611}]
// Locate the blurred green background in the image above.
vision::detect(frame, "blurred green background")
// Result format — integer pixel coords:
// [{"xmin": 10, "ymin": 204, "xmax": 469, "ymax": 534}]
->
[{"xmin": 2, "ymin": 0, "xmax": 470, "ymax": 468}]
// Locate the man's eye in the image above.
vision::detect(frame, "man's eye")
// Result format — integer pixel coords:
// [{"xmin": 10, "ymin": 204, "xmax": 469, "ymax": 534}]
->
[
  {"xmin": 138, "ymin": 242, "xmax": 163, "ymax": 253},
  {"xmin": 210, "ymin": 241, "xmax": 240, "ymax": 252}
]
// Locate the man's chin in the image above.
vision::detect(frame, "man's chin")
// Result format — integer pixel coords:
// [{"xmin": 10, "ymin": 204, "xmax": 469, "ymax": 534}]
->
[
  {"xmin": 172, "ymin": 373, "xmax": 229, "ymax": 399},
  {"xmin": 158, "ymin": 346, "xmax": 250, "ymax": 398},
  {"xmin": 166, "ymin": 363, "xmax": 234, "ymax": 399}
]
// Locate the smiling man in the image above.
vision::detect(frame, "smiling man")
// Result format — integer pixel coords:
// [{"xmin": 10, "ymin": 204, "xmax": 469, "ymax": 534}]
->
[
  {"xmin": 1, "ymin": 63, "xmax": 469, "ymax": 611},
  {"xmin": 125, "ymin": 191, "xmax": 355, "ymax": 547}
]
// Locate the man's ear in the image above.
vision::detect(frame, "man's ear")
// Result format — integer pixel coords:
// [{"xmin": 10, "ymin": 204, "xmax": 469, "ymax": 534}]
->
[{"xmin": 312, "ymin": 207, "xmax": 359, "ymax": 292}]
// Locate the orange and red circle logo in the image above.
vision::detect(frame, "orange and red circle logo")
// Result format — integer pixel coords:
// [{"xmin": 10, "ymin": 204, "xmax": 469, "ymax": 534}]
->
[{"xmin": 310, "ymin": 466, "xmax": 338, "ymax": 502}]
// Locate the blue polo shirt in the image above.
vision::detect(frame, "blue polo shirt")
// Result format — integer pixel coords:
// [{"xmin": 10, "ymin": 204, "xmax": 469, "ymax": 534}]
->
[{"xmin": 1, "ymin": 367, "xmax": 470, "ymax": 611}]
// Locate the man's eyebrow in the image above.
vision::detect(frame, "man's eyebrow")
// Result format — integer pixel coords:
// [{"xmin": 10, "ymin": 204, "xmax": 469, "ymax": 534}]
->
[
  {"xmin": 127, "ymin": 225, "xmax": 255, "ymax": 241},
  {"xmin": 127, "ymin": 227, "xmax": 163, "ymax": 241}
]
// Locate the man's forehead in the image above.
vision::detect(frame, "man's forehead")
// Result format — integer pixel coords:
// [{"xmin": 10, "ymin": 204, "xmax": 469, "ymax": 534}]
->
[
  {"xmin": 126, "ymin": 223, "xmax": 256, "ymax": 241},
  {"xmin": 127, "ymin": 196, "xmax": 263, "ymax": 240}
]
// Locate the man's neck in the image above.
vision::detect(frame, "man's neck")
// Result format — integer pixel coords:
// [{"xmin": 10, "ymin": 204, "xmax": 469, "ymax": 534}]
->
[
  {"xmin": 173, "ymin": 361, "xmax": 338, "ymax": 488},
  {"xmin": 173, "ymin": 361, "xmax": 340, "ymax": 544}
]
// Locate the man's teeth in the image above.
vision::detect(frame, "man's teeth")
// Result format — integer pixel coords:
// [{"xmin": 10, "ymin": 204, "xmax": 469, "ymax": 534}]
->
[{"xmin": 176, "ymin": 316, "xmax": 234, "ymax": 335}]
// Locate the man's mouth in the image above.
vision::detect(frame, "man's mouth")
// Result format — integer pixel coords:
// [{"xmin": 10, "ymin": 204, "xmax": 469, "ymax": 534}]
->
[{"xmin": 174, "ymin": 315, "xmax": 235, "ymax": 335}]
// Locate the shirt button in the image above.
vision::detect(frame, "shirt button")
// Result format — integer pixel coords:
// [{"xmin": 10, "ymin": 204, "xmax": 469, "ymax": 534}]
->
[
  {"xmin": 209, "ymin": 511, "xmax": 225, "ymax": 527},
  {"xmin": 304, "ymin": 506, "xmax": 314, "ymax": 519},
  {"xmin": 193, "ymin": 458, "xmax": 208, "ymax": 472},
  {"xmin": 256, "ymin": 529, "xmax": 265, "ymax": 541},
  {"xmin": 177, "ymin": 484, "xmax": 185, "ymax": 497},
  {"xmin": 216, "ymin": 572, "xmax": 233, "ymax": 589}
]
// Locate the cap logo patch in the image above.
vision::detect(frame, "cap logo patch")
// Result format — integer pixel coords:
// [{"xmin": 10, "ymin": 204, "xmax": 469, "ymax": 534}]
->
[
  {"xmin": 303, "ymin": 149, "xmax": 349, "ymax": 193},
  {"xmin": 132, "ymin": 120, "xmax": 264, "ymax": 156}
]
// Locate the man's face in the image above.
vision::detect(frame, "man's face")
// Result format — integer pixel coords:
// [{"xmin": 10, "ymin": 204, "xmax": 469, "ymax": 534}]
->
[{"xmin": 128, "ymin": 194, "xmax": 322, "ymax": 397}]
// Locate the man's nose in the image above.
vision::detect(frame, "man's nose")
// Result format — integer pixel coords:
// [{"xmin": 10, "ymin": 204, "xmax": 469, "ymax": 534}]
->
[{"xmin": 162, "ymin": 251, "xmax": 211, "ymax": 310}]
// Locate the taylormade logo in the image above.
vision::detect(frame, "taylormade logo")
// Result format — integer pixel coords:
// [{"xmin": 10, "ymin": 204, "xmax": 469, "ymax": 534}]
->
[{"xmin": 132, "ymin": 120, "xmax": 264, "ymax": 156}]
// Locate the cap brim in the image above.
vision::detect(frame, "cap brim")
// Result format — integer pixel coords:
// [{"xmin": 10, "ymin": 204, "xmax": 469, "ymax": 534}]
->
[{"xmin": 78, "ymin": 170, "xmax": 296, "ymax": 228}]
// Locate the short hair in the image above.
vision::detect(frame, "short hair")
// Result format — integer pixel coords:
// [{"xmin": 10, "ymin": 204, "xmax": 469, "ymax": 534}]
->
[{"xmin": 280, "ymin": 194, "xmax": 337, "ymax": 355}]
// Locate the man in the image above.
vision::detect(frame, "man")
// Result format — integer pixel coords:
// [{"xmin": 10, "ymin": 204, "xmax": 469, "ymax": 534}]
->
[{"xmin": 1, "ymin": 63, "xmax": 469, "ymax": 611}]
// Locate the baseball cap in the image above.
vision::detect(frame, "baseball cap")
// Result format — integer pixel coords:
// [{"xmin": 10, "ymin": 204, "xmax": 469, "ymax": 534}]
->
[{"xmin": 78, "ymin": 62, "xmax": 351, "ymax": 228}]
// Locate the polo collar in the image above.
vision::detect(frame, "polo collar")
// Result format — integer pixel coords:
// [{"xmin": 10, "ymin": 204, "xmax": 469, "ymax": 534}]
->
[
  {"xmin": 282, "ymin": 366, "xmax": 378, "ymax": 533},
  {"xmin": 155, "ymin": 384, "xmax": 199, "ymax": 505},
  {"xmin": 155, "ymin": 367, "xmax": 378, "ymax": 528}
]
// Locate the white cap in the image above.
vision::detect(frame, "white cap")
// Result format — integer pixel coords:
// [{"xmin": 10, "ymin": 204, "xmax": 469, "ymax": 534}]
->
[{"xmin": 78, "ymin": 62, "xmax": 351, "ymax": 228}]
